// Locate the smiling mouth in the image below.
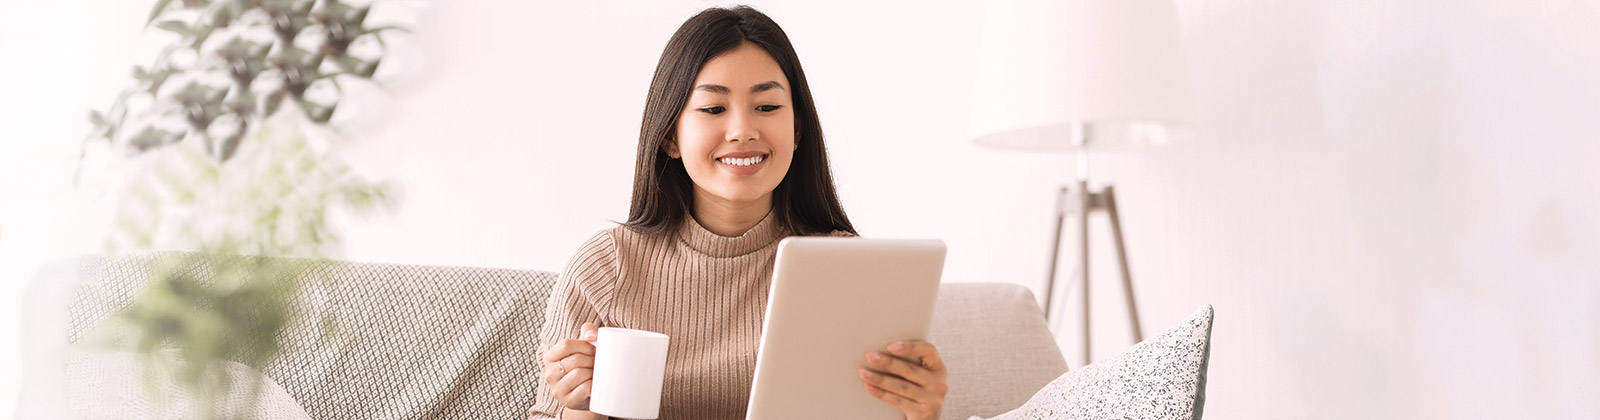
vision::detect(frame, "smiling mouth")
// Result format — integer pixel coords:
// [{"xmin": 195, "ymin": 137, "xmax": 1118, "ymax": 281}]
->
[{"xmin": 717, "ymin": 154, "xmax": 767, "ymax": 166}]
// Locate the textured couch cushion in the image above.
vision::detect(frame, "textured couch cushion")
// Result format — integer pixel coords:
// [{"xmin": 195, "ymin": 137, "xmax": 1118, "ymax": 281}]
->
[
  {"xmin": 927, "ymin": 283, "xmax": 1070, "ymax": 420},
  {"xmin": 67, "ymin": 253, "xmax": 560, "ymax": 419},
  {"xmin": 978, "ymin": 305, "xmax": 1215, "ymax": 420}
]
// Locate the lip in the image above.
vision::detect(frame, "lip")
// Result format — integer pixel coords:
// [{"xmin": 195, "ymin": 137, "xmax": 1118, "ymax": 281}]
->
[
  {"xmin": 716, "ymin": 151, "xmax": 768, "ymax": 159},
  {"xmin": 717, "ymin": 152, "xmax": 769, "ymax": 176}
]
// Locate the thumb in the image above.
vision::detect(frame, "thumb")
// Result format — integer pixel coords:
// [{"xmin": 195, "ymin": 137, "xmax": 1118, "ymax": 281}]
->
[{"xmin": 580, "ymin": 322, "xmax": 599, "ymax": 342}]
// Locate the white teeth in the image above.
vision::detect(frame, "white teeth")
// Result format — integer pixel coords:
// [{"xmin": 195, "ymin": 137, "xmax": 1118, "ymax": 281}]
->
[{"xmin": 719, "ymin": 155, "xmax": 765, "ymax": 166}]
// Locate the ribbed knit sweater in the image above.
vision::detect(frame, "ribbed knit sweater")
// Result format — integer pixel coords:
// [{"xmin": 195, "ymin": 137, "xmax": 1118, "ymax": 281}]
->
[{"xmin": 530, "ymin": 211, "xmax": 848, "ymax": 419}]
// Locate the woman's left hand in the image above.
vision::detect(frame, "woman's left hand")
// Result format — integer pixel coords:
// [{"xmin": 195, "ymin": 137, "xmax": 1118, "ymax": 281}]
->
[{"xmin": 859, "ymin": 341, "xmax": 948, "ymax": 420}]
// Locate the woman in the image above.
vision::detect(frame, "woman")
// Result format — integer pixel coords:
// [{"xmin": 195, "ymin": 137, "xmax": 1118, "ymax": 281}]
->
[{"xmin": 530, "ymin": 6, "xmax": 947, "ymax": 420}]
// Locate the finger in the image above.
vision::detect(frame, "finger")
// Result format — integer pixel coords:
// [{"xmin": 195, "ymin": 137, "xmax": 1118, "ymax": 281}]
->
[
  {"xmin": 559, "ymin": 353, "xmax": 595, "ymax": 372},
  {"xmin": 553, "ymin": 354, "xmax": 594, "ymax": 386},
  {"xmin": 580, "ymin": 322, "xmax": 599, "ymax": 342},
  {"xmin": 550, "ymin": 367, "xmax": 594, "ymax": 409},
  {"xmin": 859, "ymin": 367, "xmax": 927, "ymax": 402},
  {"xmin": 548, "ymin": 366, "xmax": 577, "ymax": 398},
  {"xmin": 888, "ymin": 341, "xmax": 946, "ymax": 373},
  {"xmin": 861, "ymin": 380, "xmax": 930, "ymax": 416},
  {"xmin": 866, "ymin": 351, "xmax": 936, "ymax": 387},
  {"xmin": 887, "ymin": 342, "xmax": 952, "ymax": 401},
  {"xmin": 542, "ymin": 341, "xmax": 564, "ymax": 364},
  {"xmin": 567, "ymin": 381, "xmax": 593, "ymax": 410},
  {"xmin": 541, "ymin": 351, "xmax": 593, "ymax": 386},
  {"xmin": 542, "ymin": 338, "xmax": 597, "ymax": 365},
  {"xmin": 542, "ymin": 340, "xmax": 595, "ymax": 385},
  {"xmin": 542, "ymin": 362, "xmax": 562, "ymax": 385},
  {"xmin": 552, "ymin": 338, "xmax": 598, "ymax": 360}
]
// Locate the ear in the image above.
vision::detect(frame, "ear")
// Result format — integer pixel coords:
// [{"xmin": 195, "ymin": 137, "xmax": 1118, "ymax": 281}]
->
[{"xmin": 662, "ymin": 137, "xmax": 681, "ymax": 159}]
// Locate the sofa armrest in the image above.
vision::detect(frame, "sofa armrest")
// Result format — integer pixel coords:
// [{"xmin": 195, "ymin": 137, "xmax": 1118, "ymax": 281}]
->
[
  {"xmin": 59, "ymin": 252, "xmax": 560, "ymax": 419},
  {"xmin": 927, "ymin": 283, "xmax": 1068, "ymax": 420}
]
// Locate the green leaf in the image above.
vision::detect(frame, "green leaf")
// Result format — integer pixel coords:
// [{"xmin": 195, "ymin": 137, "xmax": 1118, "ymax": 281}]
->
[
  {"xmin": 292, "ymin": 0, "xmax": 316, "ymax": 18},
  {"xmin": 155, "ymin": 20, "xmax": 191, "ymax": 37},
  {"xmin": 352, "ymin": 5, "xmax": 371, "ymax": 26},
  {"xmin": 264, "ymin": 91, "xmax": 286, "ymax": 116},
  {"xmin": 356, "ymin": 57, "xmax": 380, "ymax": 78},
  {"xmin": 300, "ymin": 99, "xmax": 335, "ymax": 123},
  {"xmin": 205, "ymin": 85, "xmax": 229, "ymax": 103},
  {"xmin": 332, "ymin": 54, "xmax": 362, "ymax": 73},
  {"xmin": 217, "ymin": 38, "xmax": 266, "ymax": 61},
  {"xmin": 145, "ymin": 0, "xmax": 176, "ymax": 26},
  {"xmin": 228, "ymin": 91, "xmax": 259, "ymax": 116},
  {"xmin": 357, "ymin": 25, "xmax": 410, "ymax": 37},
  {"xmin": 315, "ymin": 1, "xmax": 357, "ymax": 24},
  {"xmin": 135, "ymin": 66, "xmax": 173, "ymax": 94},
  {"xmin": 129, "ymin": 127, "xmax": 184, "ymax": 152},
  {"xmin": 173, "ymin": 82, "xmax": 209, "ymax": 104},
  {"xmin": 186, "ymin": 23, "xmax": 214, "ymax": 49},
  {"xmin": 207, "ymin": 2, "xmax": 234, "ymax": 28},
  {"xmin": 270, "ymin": 46, "xmax": 314, "ymax": 68}
]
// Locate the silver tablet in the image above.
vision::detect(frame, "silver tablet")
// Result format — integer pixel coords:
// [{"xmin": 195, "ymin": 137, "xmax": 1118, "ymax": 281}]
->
[{"xmin": 745, "ymin": 237, "xmax": 947, "ymax": 420}]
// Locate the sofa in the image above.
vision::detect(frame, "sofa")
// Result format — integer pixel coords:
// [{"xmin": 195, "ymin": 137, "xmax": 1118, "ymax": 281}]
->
[{"xmin": 19, "ymin": 252, "xmax": 1212, "ymax": 419}]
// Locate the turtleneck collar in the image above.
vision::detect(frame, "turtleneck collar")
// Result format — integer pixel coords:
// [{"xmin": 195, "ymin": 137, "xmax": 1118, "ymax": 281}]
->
[{"xmin": 677, "ymin": 210, "xmax": 787, "ymax": 258}]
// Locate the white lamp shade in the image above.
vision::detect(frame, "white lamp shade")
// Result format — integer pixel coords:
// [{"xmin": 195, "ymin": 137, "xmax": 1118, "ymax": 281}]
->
[{"xmin": 969, "ymin": 0, "xmax": 1196, "ymax": 151}]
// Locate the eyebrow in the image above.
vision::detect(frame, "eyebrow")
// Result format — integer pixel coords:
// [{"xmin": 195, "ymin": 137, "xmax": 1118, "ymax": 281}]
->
[{"xmin": 694, "ymin": 81, "xmax": 787, "ymax": 94}]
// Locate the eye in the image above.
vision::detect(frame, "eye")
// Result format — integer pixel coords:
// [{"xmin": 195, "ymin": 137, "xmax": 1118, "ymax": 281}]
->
[
  {"xmin": 698, "ymin": 106, "xmax": 726, "ymax": 115},
  {"xmin": 757, "ymin": 105, "xmax": 783, "ymax": 112}
]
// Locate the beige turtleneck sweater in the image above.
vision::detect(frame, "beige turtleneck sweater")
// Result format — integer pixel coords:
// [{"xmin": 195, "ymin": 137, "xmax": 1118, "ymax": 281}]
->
[{"xmin": 530, "ymin": 212, "xmax": 848, "ymax": 419}]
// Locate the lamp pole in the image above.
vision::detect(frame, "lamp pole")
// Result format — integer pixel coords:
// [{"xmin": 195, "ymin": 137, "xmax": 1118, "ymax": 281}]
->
[{"xmin": 1042, "ymin": 124, "xmax": 1145, "ymax": 367}]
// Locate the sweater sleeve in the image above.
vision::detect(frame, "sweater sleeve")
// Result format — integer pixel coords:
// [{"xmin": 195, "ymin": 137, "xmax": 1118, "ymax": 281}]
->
[{"xmin": 530, "ymin": 230, "xmax": 620, "ymax": 418}]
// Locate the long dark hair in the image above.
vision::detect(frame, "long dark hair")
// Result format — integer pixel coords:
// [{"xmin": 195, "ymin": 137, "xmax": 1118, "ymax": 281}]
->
[{"xmin": 626, "ymin": 6, "xmax": 855, "ymax": 236}]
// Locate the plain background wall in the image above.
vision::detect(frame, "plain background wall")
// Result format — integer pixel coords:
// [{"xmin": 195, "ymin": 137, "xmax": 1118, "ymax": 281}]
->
[{"xmin": 4, "ymin": 0, "xmax": 1597, "ymax": 418}]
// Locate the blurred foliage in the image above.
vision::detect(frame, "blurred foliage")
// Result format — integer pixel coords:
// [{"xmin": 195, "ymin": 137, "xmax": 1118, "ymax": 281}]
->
[
  {"xmin": 90, "ymin": 109, "xmax": 393, "ymax": 418},
  {"xmin": 84, "ymin": 0, "xmax": 404, "ymax": 165},
  {"xmin": 77, "ymin": 0, "xmax": 404, "ymax": 417},
  {"xmin": 97, "ymin": 254, "xmax": 308, "ymax": 418}
]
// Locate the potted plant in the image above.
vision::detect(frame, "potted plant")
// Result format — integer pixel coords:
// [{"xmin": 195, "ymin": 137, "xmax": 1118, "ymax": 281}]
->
[{"xmin": 78, "ymin": 0, "xmax": 405, "ymax": 417}]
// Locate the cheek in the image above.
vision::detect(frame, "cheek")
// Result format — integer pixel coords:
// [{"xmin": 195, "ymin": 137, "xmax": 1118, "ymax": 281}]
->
[
  {"xmin": 768, "ymin": 116, "xmax": 797, "ymax": 149},
  {"xmin": 674, "ymin": 121, "xmax": 713, "ymax": 154}
]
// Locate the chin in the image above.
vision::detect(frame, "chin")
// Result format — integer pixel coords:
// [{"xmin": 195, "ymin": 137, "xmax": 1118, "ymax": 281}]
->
[
  {"xmin": 721, "ymin": 193, "xmax": 773, "ymax": 204},
  {"xmin": 709, "ymin": 187, "xmax": 777, "ymax": 205}
]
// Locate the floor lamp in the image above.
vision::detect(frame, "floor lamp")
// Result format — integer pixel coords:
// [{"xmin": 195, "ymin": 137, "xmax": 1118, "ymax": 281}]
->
[{"xmin": 968, "ymin": 0, "xmax": 1196, "ymax": 367}]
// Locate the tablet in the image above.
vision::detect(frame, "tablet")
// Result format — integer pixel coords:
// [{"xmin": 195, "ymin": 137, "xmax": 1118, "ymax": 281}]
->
[{"xmin": 745, "ymin": 237, "xmax": 947, "ymax": 420}]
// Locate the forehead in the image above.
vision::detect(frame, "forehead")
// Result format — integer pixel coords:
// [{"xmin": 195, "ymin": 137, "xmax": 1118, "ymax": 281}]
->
[{"xmin": 693, "ymin": 43, "xmax": 788, "ymax": 88}]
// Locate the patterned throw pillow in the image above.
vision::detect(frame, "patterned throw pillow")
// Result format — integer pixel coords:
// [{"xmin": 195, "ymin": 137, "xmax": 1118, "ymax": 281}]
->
[{"xmin": 976, "ymin": 305, "xmax": 1214, "ymax": 420}]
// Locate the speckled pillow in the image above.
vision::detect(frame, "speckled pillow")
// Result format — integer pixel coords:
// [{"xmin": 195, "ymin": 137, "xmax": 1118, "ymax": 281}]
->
[{"xmin": 976, "ymin": 305, "xmax": 1214, "ymax": 420}]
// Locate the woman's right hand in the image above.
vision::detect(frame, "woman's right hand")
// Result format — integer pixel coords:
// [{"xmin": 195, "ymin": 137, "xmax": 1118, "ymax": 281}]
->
[{"xmin": 543, "ymin": 322, "xmax": 600, "ymax": 411}]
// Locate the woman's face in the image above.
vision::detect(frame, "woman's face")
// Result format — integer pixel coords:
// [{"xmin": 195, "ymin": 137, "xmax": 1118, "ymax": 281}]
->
[{"xmin": 668, "ymin": 42, "xmax": 796, "ymax": 212}]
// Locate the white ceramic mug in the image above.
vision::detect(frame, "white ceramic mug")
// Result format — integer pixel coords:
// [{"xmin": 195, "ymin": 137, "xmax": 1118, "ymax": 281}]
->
[{"xmin": 588, "ymin": 327, "xmax": 671, "ymax": 419}]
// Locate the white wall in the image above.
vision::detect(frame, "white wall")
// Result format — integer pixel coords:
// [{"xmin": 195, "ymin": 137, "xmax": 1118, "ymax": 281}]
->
[
  {"xmin": 4, "ymin": 0, "xmax": 1597, "ymax": 418},
  {"xmin": 1, "ymin": 0, "xmax": 152, "ymax": 416}
]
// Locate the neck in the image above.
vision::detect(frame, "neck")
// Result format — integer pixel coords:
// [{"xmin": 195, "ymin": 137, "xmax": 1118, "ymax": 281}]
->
[{"xmin": 691, "ymin": 192, "xmax": 773, "ymax": 237}]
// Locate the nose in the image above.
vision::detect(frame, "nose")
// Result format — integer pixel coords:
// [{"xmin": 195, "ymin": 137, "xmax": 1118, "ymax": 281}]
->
[{"xmin": 726, "ymin": 107, "xmax": 757, "ymax": 143}]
